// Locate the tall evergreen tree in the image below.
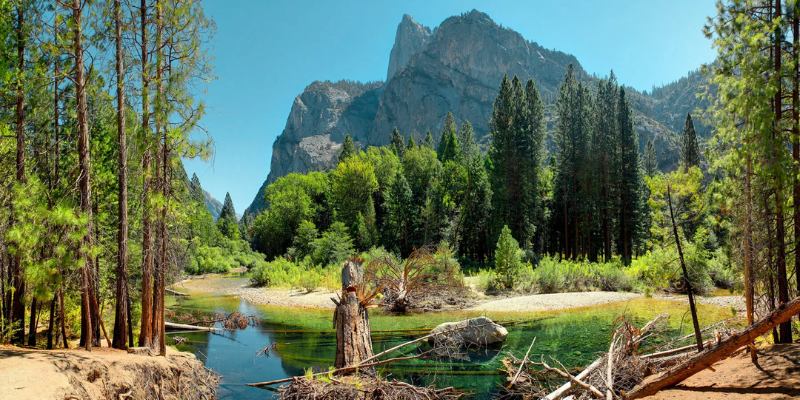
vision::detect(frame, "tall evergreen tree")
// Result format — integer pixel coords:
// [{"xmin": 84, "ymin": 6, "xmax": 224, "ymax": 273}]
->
[
  {"xmin": 616, "ymin": 88, "xmax": 641, "ymax": 265},
  {"xmin": 423, "ymin": 130, "xmax": 434, "ymax": 148},
  {"xmin": 218, "ymin": 192, "xmax": 239, "ymax": 239},
  {"xmin": 339, "ymin": 134, "xmax": 356, "ymax": 163},
  {"xmin": 590, "ymin": 74, "xmax": 618, "ymax": 261},
  {"xmin": 644, "ymin": 139, "xmax": 658, "ymax": 176},
  {"xmin": 458, "ymin": 155, "xmax": 492, "ymax": 263},
  {"xmin": 681, "ymin": 113, "xmax": 701, "ymax": 170},
  {"xmin": 458, "ymin": 121, "xmax": 479, "ymax": 161},
  {"xmin": 437, "ymin": 112, "xmax": 461, "ymax": 162},
  {"xmin": 390, "ymin": 128, "xmax": 405, "ymax": 157},
  {"xmin": 383, "ymin": 170, "xmax": 414, "ymax": 255}
]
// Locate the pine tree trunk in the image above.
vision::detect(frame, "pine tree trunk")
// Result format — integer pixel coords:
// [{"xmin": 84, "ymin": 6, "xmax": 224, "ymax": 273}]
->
[
  {"xmin": 792, "ymin": 3, "xmax": 800, "ymax": 328},
  {"xmin": 27, "ymin": 298, "xmax": 36, "ymax": 346},
  {"xmin": 11, "ymin": 1, "xmax": 27, "ymax": 346},
  {"xmin": 743, "ymin": 155, "xmax": 757, "ymax": 362},
  {"xmin": 138, "ymin": 0, "xmax": 154, "ymax": 349},
  {"xmin": 46, "ymin": 292, "xmax": 56, "ymax": 349},
  {"xmin": 112, "ymin": 0, "xmax": 129, "ymax": 350},
  {"xmin": 72, "ymin": 0, "xmax": 95, "ymax": 351},
  {"xmin": 334, "ymin": 260, "xmax": 374, "ymax": 374},
  {"xmin": 152, "ymin": 0, "xmax": 167, "ymax": 355},
  {"xmin": 772, "ymin": 0, "xmax": 793, "ymax": 344}
]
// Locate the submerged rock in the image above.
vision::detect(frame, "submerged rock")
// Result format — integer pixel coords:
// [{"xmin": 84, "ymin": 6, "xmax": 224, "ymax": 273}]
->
[{"xmin": 430, "ymin": 316, "xmax": 508, "ymax": 347}]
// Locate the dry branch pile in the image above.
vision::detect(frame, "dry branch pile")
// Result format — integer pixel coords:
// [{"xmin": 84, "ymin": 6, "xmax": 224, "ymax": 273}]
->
[
  {"xmin": 279, "ymin": 376, "xmax": 463, "ymax": 400},
  {"xmin": 500, "ymin": 314, "xmax": 713, "ymax": 400}
]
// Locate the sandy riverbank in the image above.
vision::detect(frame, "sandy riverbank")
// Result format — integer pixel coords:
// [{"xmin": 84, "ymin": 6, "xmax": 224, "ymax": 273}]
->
[{"xmin": 0, "ymin": 345, "xmax": 216, "ymax": 400}]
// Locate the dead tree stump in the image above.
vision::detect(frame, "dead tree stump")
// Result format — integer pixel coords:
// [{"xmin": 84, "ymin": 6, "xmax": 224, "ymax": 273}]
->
[{"xmin": 333, "ymin": 259, "xmax": 375, "ymax": 374}]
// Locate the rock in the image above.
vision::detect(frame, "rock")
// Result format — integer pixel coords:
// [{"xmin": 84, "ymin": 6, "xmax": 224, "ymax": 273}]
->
[
  {"xmin": 387, "ymin": 14, "xmax": 431, "ymax": 80},
  {"xmin": 429, "ymin": 316, "xmax": 508, "ymax": 347}
]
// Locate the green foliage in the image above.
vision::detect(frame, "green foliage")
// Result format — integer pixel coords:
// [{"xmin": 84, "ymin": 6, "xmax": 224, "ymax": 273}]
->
[
  {"xmin": 311, "ymin": 222, "xmax": 355, "ymax": 266},
  {"xmin": 330, "ymin": 156, "xmax": 379, "ymax": 245},
  {"xmin": 494, "ymin": 225, "xmax": 525, "ymax": 289},
  {"xmin": 437, "ymin": 112, "xmax": 461, "ymax": 162},
  {"xmin": 249, "ymin": 257, "xmax": 339, "ymax": 291},
  {"xmin": 680, "ymin": 113, "xmax": 701, "ymax": 170},
  {"xmin": 339, "ymin": 134, "xmax": 356, "ymax": 162},
  {"xmin": 528, "ymin": 257, "xmax": 632, "ymax": 294}
]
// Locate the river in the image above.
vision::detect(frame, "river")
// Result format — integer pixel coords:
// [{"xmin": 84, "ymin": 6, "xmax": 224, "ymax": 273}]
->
[{"xmin": 169, "ymin": 282, "xmax": 736, "ymax": 399}]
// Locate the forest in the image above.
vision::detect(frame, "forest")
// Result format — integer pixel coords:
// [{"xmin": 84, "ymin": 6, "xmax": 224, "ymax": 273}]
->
[{"xmin": 1, "ymin": 0, "xmax": 800, "ymax": 399}]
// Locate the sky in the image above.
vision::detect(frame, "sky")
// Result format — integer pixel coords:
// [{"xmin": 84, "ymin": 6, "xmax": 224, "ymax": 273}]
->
[{"xmin": 184, "ymin": 0, "xmax": 718, "ymax": 213}]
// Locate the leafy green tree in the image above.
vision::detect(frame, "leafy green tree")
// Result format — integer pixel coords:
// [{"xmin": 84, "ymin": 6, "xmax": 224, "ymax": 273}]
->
[
  {"xmin": 311, "ymin": 221, "xmax": 354, "ymax": 266},
  {"xmin": 290, "ymin": 220, "xmax": 318, "ymax": 260},
  {"xmin": 329, "ymin": 156, "xmax": 379, "ymax": 247},
  {"xmin": 494, "ymin": 225, "xmax": 524, "ymax": 289},
  {"xmin": 458, "ymin": 155, "xmax": 492, "ymax": 263}
]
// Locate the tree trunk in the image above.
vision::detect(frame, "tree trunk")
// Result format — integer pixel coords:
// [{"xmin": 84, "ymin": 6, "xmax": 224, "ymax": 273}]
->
[
  {"xmin": 793, "ymin": 2, "xmax": 800, "ymax": 329},
  {"xmin": 667, "ymin": 184, "xmax": 703, "ymax": 352},
  {"xmin": 772, "ymin": 0, "xmax": 793, "ymax": 344},
  {"xmin": 743, "ymin": 155, "xmax": 757, "ymax": 362},
  {"xmin": 138, "ymin": 0, "xmax": 154, "ymax": 349},
  {"xmin": 152, "ymin": 0, "xmax": 167, "ymax": 356},
  {"xmin": 72, "ymin": 0, "xmax": 96, "ymax": 351},
  {"xmin": 112, "ymin": 0, "xmax": 129, "ymax": 350},
  {"xmin": 11, "ymin": 0, "xmax": 27, "ymax": 346},
  {"xmin": 333, "ymin": 260, "xmax": 374, "ymax": 374},
  {"xmin": 626, "ymin": 296, "xmax": 800, "ymax": 399},
  {"xmin": 46, "ymin": 293, "xmax": 56, "ymax": 349},
  {"xmin": 27, "ymin": 298, "xmax": 36, "ymax": 346}
]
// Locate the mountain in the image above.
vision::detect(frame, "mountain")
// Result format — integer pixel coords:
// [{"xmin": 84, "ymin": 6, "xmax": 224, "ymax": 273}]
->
[
  {"xmin": 244, "ymin": 10, "xmax": 707, "ymax": 218},
  {"xmin": 204, "ymin": 190, "xmax": 224, "ymax": 220}
]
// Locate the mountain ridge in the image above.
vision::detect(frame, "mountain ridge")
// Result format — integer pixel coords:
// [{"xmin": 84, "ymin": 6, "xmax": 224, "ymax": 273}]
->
[{"xmin": 244, "ymin": 10, "xmax": 707, "ymax": 219}]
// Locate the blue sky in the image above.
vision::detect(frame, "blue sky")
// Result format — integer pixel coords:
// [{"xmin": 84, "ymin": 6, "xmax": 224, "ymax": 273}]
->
[{"xmin": 184, "ymin": 0, "xmax": 717, "ymax": 213}]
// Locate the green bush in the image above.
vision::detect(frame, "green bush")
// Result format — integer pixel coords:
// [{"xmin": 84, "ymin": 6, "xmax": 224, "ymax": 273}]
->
[
  {"xmin": 494, "ymin": 226, "xmax": 525, "ymax": 289},
  {"xmin": 249, "ymin": 257, "xmax": 339, "ymax": 290}
]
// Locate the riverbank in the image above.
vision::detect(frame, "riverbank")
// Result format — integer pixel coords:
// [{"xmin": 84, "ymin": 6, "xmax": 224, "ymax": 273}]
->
[
  {"xmin": 173, "ymin": 273, "xmax": 744, "ymax": 313},
  {"xmin": 644, "ymin": 343, "xmax": 800, "ymax": 399},
  {"xmin": 0, "ymin": 345, "xmax": 217, "ymax": 400}
]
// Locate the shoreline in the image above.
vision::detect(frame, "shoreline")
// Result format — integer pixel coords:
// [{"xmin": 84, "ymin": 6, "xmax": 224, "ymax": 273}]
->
[{"xmin": 172, "ymin": 273, "xmax": 745, "ymax": 313}]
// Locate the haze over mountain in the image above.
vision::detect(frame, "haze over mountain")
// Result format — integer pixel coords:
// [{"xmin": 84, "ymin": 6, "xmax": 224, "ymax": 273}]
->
[{"xmin": 244, "ymin": 10, "xmax": 708, "ymax": 218}]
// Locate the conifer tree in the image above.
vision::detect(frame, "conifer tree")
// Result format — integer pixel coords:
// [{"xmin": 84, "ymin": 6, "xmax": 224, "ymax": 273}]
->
[
  {"xmin": 383, "ymin": 170, "xmax": 414, "ymax": 255},
  {"xmin": 437, "ymin": 112, "xmax": 461, "ymax": 162},
  {"xmin": 339, "ymin": 134, "xmax": 356, "ymax": 163},
  {"xmin": 424, "ymin": 130, "xmax": 434, "ymax": 148},
  {"xmin": 217, "ymin": 193, "xmax": 239, "ymax": 239},
  {"xmin": 459, "ymin": 155, "xmax": 492, "ymax": 262},
  {"xmin": 590, "ymin": 74, "xmax": 618, "ymax": 261},
  {"xmin": 616, "ymin": 88, "xmax": 641, "ymax": 265},
  {"xmin": 681, "ymin": 113, "xmax": 701, "ymax": 170},
  {"xmin": 494, "ymin": 225, "xmax": 523, "ymax": 289},
  {"xmin": 407, "ymin": 134, "xmax": 416, "ymax": 149},
  {"xmin": 644, "ymin": 139, "xmax": 658, "ymax": 176},
  {"xmin": 458, "ymin": 121, "xmax": 479, "ymax": 161},
  {"xmin": 390, "ymin": 128, "xmax": 405, "ymax": 157}
]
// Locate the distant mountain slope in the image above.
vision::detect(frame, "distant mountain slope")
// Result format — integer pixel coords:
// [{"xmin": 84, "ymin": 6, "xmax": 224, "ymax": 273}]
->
[
  {"xmin": 204, "ymin": 190, "xmax": 223, "ymax": 220},
  {"xmin": 244, "ymin": 10, "xmax": 708, "ymax": 218}
]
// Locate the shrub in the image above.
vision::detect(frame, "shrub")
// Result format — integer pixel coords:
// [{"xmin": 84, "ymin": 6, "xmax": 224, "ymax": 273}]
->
[
  {"xmin": 311, "ymin": 222, "xmax": 355, "ymax": 266},
  {"xmin": 494, "ymin": 226, "xmax": 525, "ymax": 289},
  {"xmin": 249, "ymin": 257, "xmax": 339, "ymax": 290}
]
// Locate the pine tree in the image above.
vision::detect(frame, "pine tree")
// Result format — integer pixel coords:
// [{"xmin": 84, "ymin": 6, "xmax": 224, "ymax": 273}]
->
[
  {"xmin": 391, "ymin": 128, "xmax": 405, "ymax": 157},
  {"xmin": 458, "ymin": 121, "xmax": 479, "ymax": 161},
  {"xmin": 437, "ymin": 112, "xmax": 461, "ymax": 162},
  {"xmin": 459, "ymin": 155, "xmax": 492, "ymax": 263},
  {"xmin": 494, "ymin": 225, "xmax": 523, "ymax": 289},
  {"xmin": 590, "ymin": 73, "xmax": 618, "ymax": 261},
  {"xmin": 644, "ymin": 139, "xmax": 658, "ymax": 176},
  {"xmin": 407, "ymin": 134, "xmax": 416, "ymax": 149},
  {"xmin": 616, "ymin": 88, "xmax": 641, "ymax": 265},
  {"xmin": 383, "ymin": 170, "xmax": 414, "ymax": 255},
  {"xmin": 424, "ymin": 130, "xmax": 434, "ymax": 148},
  {"xmin": 217, "ymin": 192, "xmax": 239, "ymax": 239},
  {"xmin": 681, "ymin": 113, "xmax": 701, "ymax": 170},
  {"xmin": 339, "ymin": 134, "xmax": 356, "ymax": 163}
]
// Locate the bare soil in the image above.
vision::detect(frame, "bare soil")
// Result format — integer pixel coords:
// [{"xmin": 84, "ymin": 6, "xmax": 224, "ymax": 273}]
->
[
  {"xmin": 173, "ymin": 274, "xmax": 337, "ymax": 309},
  {"xmin": 644, "ymin": 344, "xmax": 800, "ymax": 400},
  {"xmin": 0, "ymin": 345, "xmax": 217, "ymax": 400}
]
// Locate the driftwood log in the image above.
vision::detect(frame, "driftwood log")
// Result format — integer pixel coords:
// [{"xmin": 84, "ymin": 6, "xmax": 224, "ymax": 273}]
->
[
  {"xmin": 333, "ymin": 260, "xmax": 375, "ymax": 374},
  {"xmin": 626, "ymin": 296, "xmax": 800, "ymax": 399}
]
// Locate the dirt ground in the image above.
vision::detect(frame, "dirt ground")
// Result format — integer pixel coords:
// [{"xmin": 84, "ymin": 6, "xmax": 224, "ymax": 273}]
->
[
  {"xmin": 173, "ymin": 274, "xmax": 338, "ymax": 308},
  {"xmin": 645, "ymin": 344, "xmax": 800, "ymax": 400},
  {"xmin": 0, "ymin": 345, "xmax": 216, "ymax": 400}
]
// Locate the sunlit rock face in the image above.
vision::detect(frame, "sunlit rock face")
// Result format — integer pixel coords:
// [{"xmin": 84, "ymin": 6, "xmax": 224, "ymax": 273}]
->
[{"xmin": 246, "ymin": 10, "xmax": 702, "ymax": 217}]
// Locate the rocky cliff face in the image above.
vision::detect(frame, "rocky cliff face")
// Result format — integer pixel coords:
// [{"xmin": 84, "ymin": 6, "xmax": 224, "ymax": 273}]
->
[
  {"xmin": 387, "ymin": 14, "xmax": 431, "ymax": 80},
  {"xmin": 245, "ymin": 10, "xmax": 706, "ymax": 218}
]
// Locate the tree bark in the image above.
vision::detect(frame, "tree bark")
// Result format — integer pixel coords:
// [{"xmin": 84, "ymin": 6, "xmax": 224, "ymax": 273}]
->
[
  {"xmin": 138, "ymin": 0, "xmax": 154, "ymax": 349},
  {"xmin": 772, "ymin": 0, "xmax": 793, "ymax": 344},
  {"xmin": 112, "ymin": 0, "xmax": 130, "ymax": 350},
  {"xmin": 743, "ymin": 154, "xmax": 756, "ymax": 362},
  {"xmin": 153, "ymin": 0, "xmax": 167, "ymax": 356},
  {"xmin": 72, "ymin": 0, "xmax": 96, "ymax": 351},
  {"xmin": 626, "ymin": 296, "xmax": 800, "ymax": 399},
  {"xmin": 26, "ymin": 298, "xmax": 36, "ymax": 346},
  {"xmin": 333, "ymin": 260, "xmax": 374, "ymax": 374},
  {"xmin": 11, "ymin": 0, "xmax": 27, "ymax": 346}
]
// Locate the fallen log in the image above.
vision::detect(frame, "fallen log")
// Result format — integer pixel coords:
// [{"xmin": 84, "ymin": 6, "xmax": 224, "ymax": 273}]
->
[
  {"xmin": 626, "ymin": 296, "xmax": 800, "ymax": 399},
  {"xmin": 166, "ymin": 288, "xmax": 189, "ymax": 297},
  {"xmin": 538, "ymin": 358, "xmax": 604, "ymax": 399},
  {"xmin": 165, "ymin": 321, "xmax": 217, "ymax": 332}
]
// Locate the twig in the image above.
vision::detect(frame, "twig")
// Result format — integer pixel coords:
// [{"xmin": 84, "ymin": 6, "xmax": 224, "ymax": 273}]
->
[
  {"xmin": 606, "ymin": 332, "xmax": 618, "ymax": 400},
  {"xmin": 537, "ymin": 357, "xmax": 604, "ymax": 399},
  {"xmin": 510, "ymin": 337, "xmax": 536, "ymax": 386}
]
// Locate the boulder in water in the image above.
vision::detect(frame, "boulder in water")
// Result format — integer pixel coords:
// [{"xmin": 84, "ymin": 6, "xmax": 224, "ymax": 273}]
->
[{"xmin": 429, "ymin": 316, "xmax": 508, "ymax": 347}]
